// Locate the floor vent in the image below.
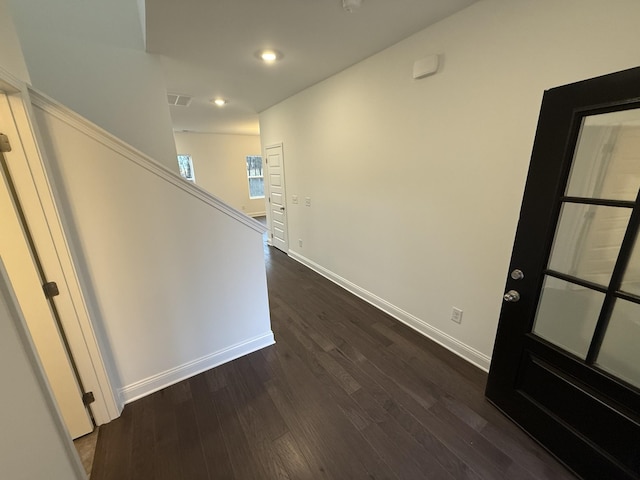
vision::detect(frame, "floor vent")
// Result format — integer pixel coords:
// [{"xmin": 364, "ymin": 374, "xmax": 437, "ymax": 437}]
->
[{"xmin": 167, "ymin": 93, "xmax": 192, "ymax": 107}]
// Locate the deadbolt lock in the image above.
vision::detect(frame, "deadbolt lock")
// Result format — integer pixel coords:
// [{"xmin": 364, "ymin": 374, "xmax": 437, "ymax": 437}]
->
[{"xmin": 510, "ymin": 269, "xmax": 524, "ymax": 280}]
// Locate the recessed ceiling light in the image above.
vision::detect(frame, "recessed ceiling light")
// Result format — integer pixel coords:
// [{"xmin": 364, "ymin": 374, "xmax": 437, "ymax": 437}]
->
[
  {"xmin": 262, "ymin": 51, "xmax": 277, "ymax": 62},
  {"xmin": 255, "ymin": 49, "xmax": 283, "ymax": 64},
  {"xmin": 213, "ymin": 98, "xmax": 227, "ymax": 107}
]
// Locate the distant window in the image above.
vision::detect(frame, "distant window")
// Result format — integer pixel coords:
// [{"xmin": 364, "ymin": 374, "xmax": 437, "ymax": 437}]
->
[
  {"xmin": 246, "ymin": 155, "xmax": 264, "ymax": 198},
  {"xmin": 177, "ymin": 155, "xmax": 195, "ymax": 182}
]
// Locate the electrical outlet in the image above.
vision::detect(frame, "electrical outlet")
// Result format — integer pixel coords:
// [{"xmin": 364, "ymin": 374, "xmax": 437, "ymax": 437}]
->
[
  {"xmin": 292, "ymin": 194, "xmax": 299, "ymax": 204},
  {"xmin": 451, "ymin": 307, "xmax": 463, "ymax": 324},
  {"xmin": 298, "ymin": 239, "xmax": 303, "ymax": 247},
  {"xmin": 305, "ymin": 196, "xmax": 311, "ymax": 207}
]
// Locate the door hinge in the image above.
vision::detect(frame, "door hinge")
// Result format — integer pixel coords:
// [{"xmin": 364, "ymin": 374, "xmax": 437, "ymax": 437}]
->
[
  {"xmin": 42, "ymin": 281, "xmax": 60, "ymax": 299},
  {"xmin": 0, "ymin": 133, "xmax": 11, "ymax": 153},
  {"xmin": 82, "ymin": 391, "xmax": 95, "ymax": 406}
]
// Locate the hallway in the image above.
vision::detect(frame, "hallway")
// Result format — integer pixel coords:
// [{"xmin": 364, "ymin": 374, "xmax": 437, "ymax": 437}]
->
[{"xmin": 90, "ymin": 244, "xmax": 575, "ymax": 479}]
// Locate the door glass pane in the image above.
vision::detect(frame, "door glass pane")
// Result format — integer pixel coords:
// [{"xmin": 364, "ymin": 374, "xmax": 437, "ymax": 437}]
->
[
  {"xmin": 566, "ymin": 108, "xmax": 640, "ymax": 201},
  {"xmin": 596, "ymin": 299, "xmax": 640, "ymax": 389},
  {"xmin": 532, "ymin": 276, "xmax": 605, "ymax": 358},
  {"xmin": 620, "ymin": 234, "xmax": 640, "ymax": 296},
  {"xmin": 548, "ymin": 203, "xmax": 631, "ymax": 286}
]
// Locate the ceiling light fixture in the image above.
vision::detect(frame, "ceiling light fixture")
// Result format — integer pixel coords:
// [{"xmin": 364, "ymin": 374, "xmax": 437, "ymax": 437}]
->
[
  {"xmin": 213, "ymin": 98, "xmax": 227, "ymax": 107},
  {"xmin": 342, "ymin": 0, "xmax": 363, "ymax": 13},
  {"xmin": 255, "ymin": 49, "xmax": 283, "ymax": 64}
]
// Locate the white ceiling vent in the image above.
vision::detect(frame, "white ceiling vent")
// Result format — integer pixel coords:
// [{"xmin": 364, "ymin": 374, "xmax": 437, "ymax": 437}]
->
[{"xmin": 167, "ymin": 93, "xmax": 192, "ymax": 107}]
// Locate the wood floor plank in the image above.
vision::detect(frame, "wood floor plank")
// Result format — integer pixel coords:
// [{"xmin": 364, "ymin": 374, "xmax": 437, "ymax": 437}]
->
[
  {"xmin": 91, "ymin": 244, "xmax": 576, "ymax": 480},
  {"xmin": 150, "ymin": 389, "xmax": 182, "ymax": 480},
  {"xmin": 211, "ymin": 386, "xmax": 271, "ymax": 480},
  {"xmin": 174, "ymin": 397, "xmax": 210, "ymax": 479},
  {"xmin": 229, "ymin": 357, "xmax": 289, "ymax": 442},
  {"xmin": 328, "ymin": 346, "xmax": 483, "ymax": 480},
  {"xmin": 272, "ymin": 431, "xmax": 319, "ymax": 480},
  {"xmin": 265, "ymin": 378, "xmax": 340, "ymax": 480},
  {"xmin": 189, "ymin": 375, "xmax": 235, "ymax": 480},
  {"xmin": 129, "ymin": 396, "xmax": 156, "ymax": 480},
  {"xmin": 480, "ymin": 422, "xmax": 576, "ymax": 480},
  {"xmin": 224, "ymin": 360, "xmax": 292, "ymax": 480},
  {"xmin": 265, "ymin": 330, "xmax": 395, "ymax": 480},
  {"xmin": 91, "ymin": 398, "xmax": 133, "ymax": 479},
  {"xmin": 350, "ymin": 387, "xmax": 455, "ymax": 480}
]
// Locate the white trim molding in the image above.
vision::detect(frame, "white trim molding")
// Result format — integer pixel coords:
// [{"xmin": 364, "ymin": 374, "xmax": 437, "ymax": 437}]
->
[
  {"xmin": 29, "ymin": 89, "xmax": 266, "ymax": 235},
  {"xmin": 118, "ymin": 331, "xmax": 275, "ymax": 404},
  {"xmin": 0, "ymin": 65, "xmax": 26, "ymax": 94},
  {"xmin": 288, "ymin": 251, "xmax": 491, "ymax": 372}
]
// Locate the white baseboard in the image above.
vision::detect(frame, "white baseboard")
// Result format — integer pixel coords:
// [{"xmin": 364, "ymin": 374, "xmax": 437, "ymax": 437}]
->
[
  {"xmin": 288, "ymin": 251, "xmax": 491, "ymax": 372},
  {"xmin": 118, "ymin": 331, "xmax": 275, "ymax": 404}
]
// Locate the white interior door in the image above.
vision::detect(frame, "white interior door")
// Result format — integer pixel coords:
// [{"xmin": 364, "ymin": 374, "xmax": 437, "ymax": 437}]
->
[
  {"xmin": 0, "ymin": 149, "xmax": 93, "ymax": 439},
  {"xmin": 266, "ymin": 144, "xmax": 289, "ymax": 253}
]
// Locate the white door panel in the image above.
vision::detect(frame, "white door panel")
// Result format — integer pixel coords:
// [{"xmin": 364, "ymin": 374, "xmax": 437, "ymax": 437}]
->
[
  {"xmin": 270, "ymin": 174, "xmax": 282, "ymax": 187},
  {"xmin": 272, "ymin": 210, "xmax": 284, "ymax": 222},
  {"xmin": 271, "ymin": 192, "xmax": 283, "ymax": 206},
  {"xmin": 273, "ymin": 227, "xmax": 286, "ymax": 242}
]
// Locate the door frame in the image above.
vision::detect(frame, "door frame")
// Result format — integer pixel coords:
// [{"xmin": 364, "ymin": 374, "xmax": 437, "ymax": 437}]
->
[
  {"xmin": 1, "ymin": 142, "xmax": 94, "ymax": 437},
  {"xmin": 0, "ymin": 68, "xmax": 119, "ymax": 425},
  {"xmin": 487, "ymin": 67, "xmax": 640, "ymax": 480},
  {"xmin": 0, "ymin": 259, "xmax": 86, "ymax": 479},
  {"xmin": 264, "ymin": 142, "xmax": 290, "ymax": 252}
]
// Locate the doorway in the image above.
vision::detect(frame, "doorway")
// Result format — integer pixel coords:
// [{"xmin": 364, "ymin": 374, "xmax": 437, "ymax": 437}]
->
[
  {"xmin": 0, "ymin": 85, "xmax": 118, "ymax": 436},
  {"xmin": 487, "ymin": 67, "xmax": 640, "ymax": 480},
  {"xmin": 265, "ymin": 143, "xmax": 289, "ymax": 253},
  {"xmin": 0, "ymin": 145, "xmax": 94, "ymax": 438}
]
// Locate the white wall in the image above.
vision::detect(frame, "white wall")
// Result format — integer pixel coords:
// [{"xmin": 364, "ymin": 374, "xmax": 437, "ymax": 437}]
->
[
  {"xmin": 174, "ymin": 132, "xmax": 266, "ymax": 216},
  {"xmin": 7, "ymin": 0, "xmax": 178, "ymax": 172},
  {"xmin": 32, "ymin": 96, "xmax": 273, "ymax": 405},
  {"xmin": 0, "ymin": 0, "xmax": 29, "ymax": 82},
  {"xmin": 0, "ymin": 259, "xmax": 84, "ymax": 480},
  {"xmin": 259, "ymin": 0, "xmax": 640, "ymax": 368}
]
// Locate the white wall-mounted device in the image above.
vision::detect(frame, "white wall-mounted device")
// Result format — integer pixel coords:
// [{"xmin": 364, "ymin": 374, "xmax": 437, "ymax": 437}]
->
[
  {"xmin": 343, "ymin": 0, "xmax": 362, "ymax": 13},
  {"xmin": 413, "ymin": 55, "xmax": 440, "ymax": 80}
]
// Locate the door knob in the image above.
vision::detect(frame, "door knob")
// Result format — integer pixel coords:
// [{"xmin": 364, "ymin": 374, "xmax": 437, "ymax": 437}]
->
[
  {"xmin": 280, "ymin": 206, "xmax": 285, "ymax": 211},
  {"xmin": 503, "ymin": 290, "xmax": 520, "ymax": 302}
]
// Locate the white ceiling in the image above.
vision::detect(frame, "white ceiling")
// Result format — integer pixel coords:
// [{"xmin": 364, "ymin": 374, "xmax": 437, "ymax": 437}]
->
[{"xmin": 145, "ymin": 0, "xmax": 478, "ymax": 135}]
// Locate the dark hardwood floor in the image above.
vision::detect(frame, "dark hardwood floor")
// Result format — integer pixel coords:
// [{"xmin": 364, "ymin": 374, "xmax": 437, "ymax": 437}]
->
[{"xmin": 91, "ymin": 244, "xmax": 576, "ymax": 479}]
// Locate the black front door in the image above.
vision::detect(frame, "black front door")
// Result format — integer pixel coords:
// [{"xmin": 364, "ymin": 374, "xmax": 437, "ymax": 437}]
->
[{"xmin": 486, "ymin": 67, "xmax": 640, "ymax": 480}]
